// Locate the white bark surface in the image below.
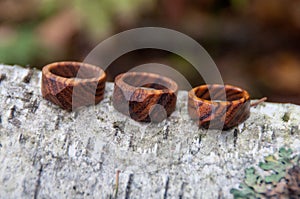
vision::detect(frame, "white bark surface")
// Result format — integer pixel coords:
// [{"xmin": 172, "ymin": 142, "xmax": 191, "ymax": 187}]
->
[{"xmin": 0, "ymin": 64, "xmax": 299, "ymax": 198}]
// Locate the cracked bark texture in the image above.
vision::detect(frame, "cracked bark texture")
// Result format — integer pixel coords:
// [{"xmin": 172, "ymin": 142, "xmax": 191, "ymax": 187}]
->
[{"xmin": 0, "ymin": 64, "xmax": 300, "ymax": 198}]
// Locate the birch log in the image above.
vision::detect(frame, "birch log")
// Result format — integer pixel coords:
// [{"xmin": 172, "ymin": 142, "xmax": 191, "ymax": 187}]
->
[{"xmin": 0, "ymin": 64, "xmax": 299, "ymax": 199}]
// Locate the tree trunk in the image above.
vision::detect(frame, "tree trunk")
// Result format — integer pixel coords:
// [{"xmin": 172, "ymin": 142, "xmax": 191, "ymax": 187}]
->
[{"xmin": 0, "ymin": 64, "xmax": 299, "ymax": 198}]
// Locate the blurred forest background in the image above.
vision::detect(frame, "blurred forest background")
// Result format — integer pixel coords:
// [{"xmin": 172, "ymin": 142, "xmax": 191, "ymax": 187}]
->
[{"xmin": 0, "ymin": 0, "xmax": 300, "ymax": 104}]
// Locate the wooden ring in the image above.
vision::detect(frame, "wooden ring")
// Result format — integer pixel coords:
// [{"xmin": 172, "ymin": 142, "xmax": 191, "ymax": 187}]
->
[
  {"xmin": 188, "ymin": 84, "xmax": 250, "ymax": 130},
  {"xmin": 41, "ymin": 61, "xmax": 106, "ymax": 111},
  {"xmin": 113, "ymin": 72, "xmax": 178, "ymax": 122}
]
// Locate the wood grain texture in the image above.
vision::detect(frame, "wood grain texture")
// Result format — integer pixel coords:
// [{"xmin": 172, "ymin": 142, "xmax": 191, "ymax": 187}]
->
[
  {"xmin": 188, "ymin": 84, "xmax": 250, "ymax": 130},
  {"xmin": 41, "ymin": 62, "xmax": 106, "ymax": 111},
  {"xmin": 113, "ymin": 72, "xmax": 178, "ymax": 122}
]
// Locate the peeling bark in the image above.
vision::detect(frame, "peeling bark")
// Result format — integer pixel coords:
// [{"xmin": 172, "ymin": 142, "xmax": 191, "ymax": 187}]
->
[{"xmin": 0, "ymin": 64, "xmax": 300, "ymax": 198}]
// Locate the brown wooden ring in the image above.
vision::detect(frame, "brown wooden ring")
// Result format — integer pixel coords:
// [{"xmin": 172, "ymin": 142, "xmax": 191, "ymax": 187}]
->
[
  {"xmin": 41, "ymin": 61, "xmax": 106, "ymax": 111},
  {"xmin": 113, "ymin": 72, "xmax": 178, "ymax": 122},
  {"xmin": 188, "ymin": 84, "xmax": 250, "ymax": 130}
]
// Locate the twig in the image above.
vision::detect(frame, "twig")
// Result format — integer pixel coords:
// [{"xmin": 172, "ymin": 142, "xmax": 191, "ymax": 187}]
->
[
  {"xmin": 251, "ymin": 97, "xmax": 267, "ymax": 107},
  {"xmin": 114, "ymin": 170, "xmax": 121, "ymax": 199}
]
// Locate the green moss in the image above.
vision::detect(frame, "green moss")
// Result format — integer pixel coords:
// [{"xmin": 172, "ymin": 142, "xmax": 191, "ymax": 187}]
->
[
  {"xmin": 282, "ymin": 112, "xmax": 290, "ymax": 122},
  {"xmin": 230, "ymin": 147, "xmax": 300, "ymax": 199}
]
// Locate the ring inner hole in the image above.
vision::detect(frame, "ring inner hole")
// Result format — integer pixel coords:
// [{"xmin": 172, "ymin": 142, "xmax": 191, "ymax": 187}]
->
[
  {"xmin": 195, "ymin": 87, "xmax": 244, "ymax": 101},
  {"xmin": 50, "ymin": 63, "xmax": 101, "ymax": 79},
  {"xmin": 124, "ymin": 75, "xmax": 170, "ymax": 90}
]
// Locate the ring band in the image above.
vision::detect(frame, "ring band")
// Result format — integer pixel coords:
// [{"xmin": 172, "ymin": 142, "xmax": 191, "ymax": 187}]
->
[
  {"xmin": 41, "ymin": 61, "xmax": 106, "ymax": 111},
  {"xmin": 113, "ymin": 72, "xmax": 178, "ymax": 122},
  {"xmin": 188, "ymin": 84, "xmax": 250, "ymax": 130}
]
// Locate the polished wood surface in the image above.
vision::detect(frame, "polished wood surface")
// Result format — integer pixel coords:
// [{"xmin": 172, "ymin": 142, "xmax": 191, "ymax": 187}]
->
[
  {"xmin": 113, "ymin": 72, "xmax": 178, "ymax": 122},
  {"xmin": 188, "ymin": 84, "xmax": 250, "ymax": 130},
  {"xmin": 41, "ymin": 61, "xmax": 106, "ymax": 111}
]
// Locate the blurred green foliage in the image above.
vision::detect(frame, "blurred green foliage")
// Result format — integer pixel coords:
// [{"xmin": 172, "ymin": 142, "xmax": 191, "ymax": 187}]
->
[
  {"xmin": 38, "ymin": 0, "xmax": 62, "ymax": 20},
  {"xmin": 72, "ymin": 0, "xmax": 153, "ymax": 38},
  {"xmin": 0, "ymin": 0, "xmax": 153, "ymax": 65},
  {"xmin": 230, "ymin": 0, "xmax": 248, "ymax": 11},
  {"xmin": 0, "ymin": 27, "xmax": 41, "ymax": 65}
]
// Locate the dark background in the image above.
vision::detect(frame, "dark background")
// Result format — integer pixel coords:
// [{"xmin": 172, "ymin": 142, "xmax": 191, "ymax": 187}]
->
[{"xmin": 0, "ymin": 0, "xmax": 299, "ymax": 104}]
